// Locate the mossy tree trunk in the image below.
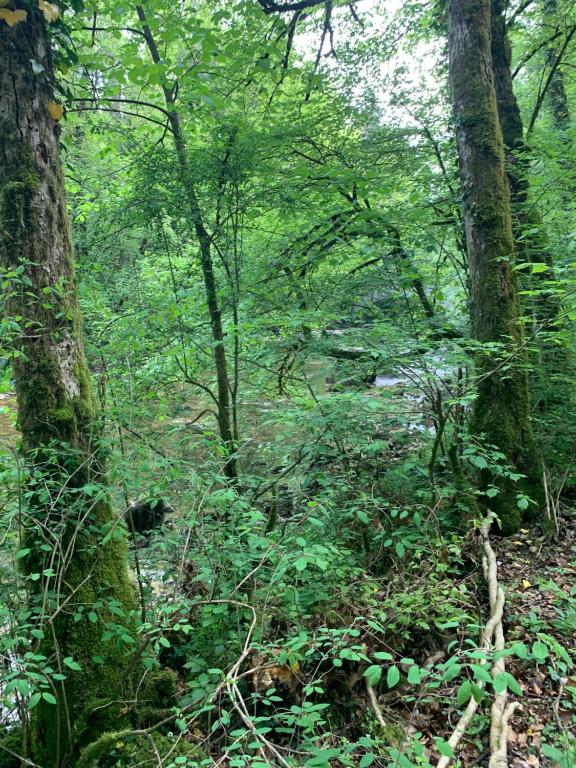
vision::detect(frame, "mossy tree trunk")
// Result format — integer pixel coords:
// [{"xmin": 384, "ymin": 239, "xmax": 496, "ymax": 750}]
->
[
  {"xmin": 491, "ymin": 0, "xmax": 570, "ymax": 414},
  {"xmin": 447, "ymin": 0, "xmax": 544, "ymax": 534},
  {"xmin": 0, "ymin": 7, "xmax": 139, "ymax": 765},
  {"xmin": 544, "ymin": 0, "xmax": 571, "ymax": 135}
]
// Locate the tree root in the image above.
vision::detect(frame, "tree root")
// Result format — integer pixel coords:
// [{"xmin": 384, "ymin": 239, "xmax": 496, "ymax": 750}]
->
[{"xmin": 437, "ymin": 515, "xmax": 519, "ymax": 768}]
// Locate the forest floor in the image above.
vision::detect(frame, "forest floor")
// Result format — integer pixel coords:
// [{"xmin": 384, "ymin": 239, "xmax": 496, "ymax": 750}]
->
[{"xmin": 419, "ymin": 513, "xmax": 576, "ymax": 767}]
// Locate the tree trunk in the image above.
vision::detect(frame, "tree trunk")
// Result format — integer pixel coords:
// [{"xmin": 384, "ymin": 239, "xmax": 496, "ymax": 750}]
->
[
  {"xmin": 491, "ymin": 0, "xmax": 570, "ymax": 414},
  {"xmin": 136, "ymin": 4, "xmax": 237, "ymax": 480},
  {"xmin": 447, "ymin": 0, "xmax": 544, "ymax": 534},
  {"xmin": 0, "ymin": 8, "xmax": 139, "ymax": 765},
  {"xmin": 544, "ymin": 0, "xmax": 571, "ymax": 134}
]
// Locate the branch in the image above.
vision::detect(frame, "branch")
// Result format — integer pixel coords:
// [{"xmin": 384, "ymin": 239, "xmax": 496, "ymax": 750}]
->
[
  {"xmin": 67, "ymin": 106, "xmax": 172, "ymax": 133},
  {"xmin": 258, "ymin": 0, "xmax": 332, "ymax": 14},
  {"xmin": 512, "ymin": 28, "xmax": 564, "ymax": 78},
  {"xmin": 71, "ymin": 96, "xmax": 175, "ymax": 122},
  {"xmin": 527, "ymin": 24, "xmax": 576, "ymax": 135}
]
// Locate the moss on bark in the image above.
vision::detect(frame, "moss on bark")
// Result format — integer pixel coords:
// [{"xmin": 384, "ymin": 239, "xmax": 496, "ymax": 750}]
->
[
  {"xmin": 448, "ymin": 0, "xmax": 544, "ymax": 533},
  {"xmin": 0, "ymin": 7, "xmax": 140, "ymax": 765}
]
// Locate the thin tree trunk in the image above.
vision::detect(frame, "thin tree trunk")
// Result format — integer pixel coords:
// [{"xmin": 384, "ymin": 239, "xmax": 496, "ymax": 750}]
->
[
  {"xmin": 544, "ymin": 0, "xmax": 571, "ymax": 134},
  {"xmin": 0, "ymin": 7, "xmax": 139, "ymax": 765},
  {"xmin": 447, "ymin": 0, "xmax": 544, "ymax": 534},
  {"xmin": 135, "ymin": 4, "xmax": 237, "ymax": 480}
]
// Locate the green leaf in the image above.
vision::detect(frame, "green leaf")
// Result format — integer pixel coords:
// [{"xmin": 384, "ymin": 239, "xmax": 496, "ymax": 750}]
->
[
  {"xmin": 492, "ymin": 673, "xmax": 507, "ymax": 694},
  {"xmin": 63, "ymin": 657, "xmax": 82, "ymax": 671},
  {"xmin": 436, "ymin": 740, "xmax": 454, "ymax": 758},
  {"xmin": 531, "ymin": 640, "xmax": 548, "ymax": 661},
  {"xmin": 373, "ymin": 651, "xmax": 393, "ymax": 661},
  {"xmin": 295, "ymin": 557, "xmax": 308, "ymax": 572},
  {"xmin": 356, "ymin": 510, "xmax": 369, "ymax": 525},
  {"xmin": 386, "ymin": 665, "xmax": 400, "ymax": 688},
  {"xmin": 395, "ymin": 542, "xmax": 405, "ymax": 558},
  {"xmin": 442, "ymin": 663, "xmax": 461, "ymax": 682},
  {"xmin": 456, "ymin": 680, "xmax": 472, "ymax": 705},
  {"xmin": 359, "ymin": 753, "xmax": 375, "ymax": 768},
  {"xmin": 363, "ymin": 665, "xmax": 382, "ymax": 686},
  {"xmin": 42, "ymin": 692, "xmax": 57, "ymax": 705},
  {"xmin": 407, "ymin": 666, "xmax": 422, "ymax": 685},
  {"xmin": 503, "ymin": 672, "xmax": 522, "ymax": 696},
  {"xmin": 541, "ymin": 744, "xmax": 563, "ymax": 761},
  {"xmin": 28, "ymin": 692, "xmax": 41, "ymax": 710},
  {"xmin": 470, "ymin": 664, "xmax": 492, "ymax": 684}
]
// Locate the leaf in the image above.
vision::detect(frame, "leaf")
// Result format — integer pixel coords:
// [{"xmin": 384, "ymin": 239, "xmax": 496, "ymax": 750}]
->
[
  {"xmin": 435, "ymin": 740, "xmax": 454, "ymax": 758},
  {"xmin": 493, "ymin": 672, "xmax": 507, "ymax": 694},
  {"xmin": 456, "ymin": 680, "xmax": 472, "ymax": 705},
  {"xmin": 442, "ymin": 663, "xmax": 461, "ymax": 682},
  {"xmin": 531, "ymin": 640, "xmax": 548, "ymax": 662},
  {"xmin": 470, "ymin": 663, "xmax": 492, "ymax": 684},
  {"xmin": 521, "ymin": 579, "xmax": 532, "ymax": 589},
  {"xmin": 42, "ymin": 692, "xmax": 57, "ymax": 705},
  {"xmin": 386, "ymin": 665, "xmax": 400, "ymax": 688},
  {"xmin": 0, "ymin": 8, "xmax": 27, "ymax": 26},
  {"xmin": 395, "ymin": 541, "xmax": 405, "ymax": 558},
  {"xmin": 63, "ymin": 657, "xmax": 82, "ymax": 671},
  {"xmin": 47, "ymin": 101, "xmax": 64, "ymax": 121},
  {"xmin": 363, "ymin": 665, "xmax": 382, "ymax": 686},
  {"xmin": 356, "ymin": 510, "xmax": 369, "ymax": 524},
  {"xmin": 541, "ymin": 744, "xmax": 563, "ymax": 761},
  {"xmin": 373, "ymin": 651, "xmax": 393, "ymax": 661},
  {"xmin": 38, "ymin": 0, "xmax": 60, "ymax": 22},
  {"xmin": 294, "ymin": 557, "xmax": 308, "ymax": 572},
  {"xmin": 359, "ymin": 753, "xmax": 375, "ymax": 768},
  {"xmin": 28, "ymin": 693, "xmax": 42, "ymax": 709},
  {"xmin": 407, "ymin": 665, "xmax": 422, "ymax": 685},
  {"xmin": 503, "ymin": 672, "xmax": 523, "ymax": 696}
]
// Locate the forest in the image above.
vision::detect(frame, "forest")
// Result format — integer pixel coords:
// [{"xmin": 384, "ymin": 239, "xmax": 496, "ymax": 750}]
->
[{"xmin": 1, "ymin": 0, "xmax": 576, "ymax": 766}]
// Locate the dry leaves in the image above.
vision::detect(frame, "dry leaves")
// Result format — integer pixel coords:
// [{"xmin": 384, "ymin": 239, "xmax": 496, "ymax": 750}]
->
[
  {"xmin": 47, "ymin": 101, "xmax": 64, "ymax": 121},
  {"xmin": 0, "ymin": 7, "xmax": 27, "ymax": 26},
  {"xmin": 38, "ymin": 0, "xmax": 59, "ymax": 22}
]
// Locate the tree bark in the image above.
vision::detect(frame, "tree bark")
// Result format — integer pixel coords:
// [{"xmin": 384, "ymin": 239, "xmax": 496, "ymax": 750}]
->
[
  {"xmin": 491, "ymin": 0, "xmax": 570, "ymax": 414},
  {"xmin": 544, "ymin": 0, "xmax": 571, "ymax": 134},
  {"xmin": 447, "ymin": 0, "xmax": 544, "ymax": 533},
  {"xmin": 0, "ymin": 7, "xmax": 139, "ymax": 765}
]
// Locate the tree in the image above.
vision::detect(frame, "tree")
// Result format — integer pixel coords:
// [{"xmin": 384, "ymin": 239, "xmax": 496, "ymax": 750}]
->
[
  {"xmin": 490, "ymin": 0, "xmax": 571, "ymax": 412},
  {"xmin": 447, "ymin": 0, "xmax": 544, "ymax": 533},
  {"xmin": 0, "ymin": 5, "xmax": 139, "ymax": 764},
  {"xmin": 132, "ymin": 3, "xmax": 238, "ymax": 480}
]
